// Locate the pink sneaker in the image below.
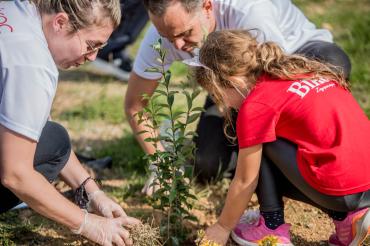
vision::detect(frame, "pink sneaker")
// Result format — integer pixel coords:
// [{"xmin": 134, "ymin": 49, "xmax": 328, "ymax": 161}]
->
[
  {"xmin": 231, "ymin": 216, "xmax": 293, "ymax": 246},
  {"xmin": 328, "ymin": 208, "xmax": 370, "ymax": 246}
]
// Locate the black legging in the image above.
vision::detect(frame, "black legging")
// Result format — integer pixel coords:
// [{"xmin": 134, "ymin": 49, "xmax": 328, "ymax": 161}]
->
[
  {"xmin": 194, "ymin": 40, "xmax": 352, "ymax": 183},
  {"xmin": 296, "ymin": 41, "xmax": 351, "ymax": 80},
  {"xmin": 256, "ymin": 138, "xmax": 370, "ymax": 213},
  {"xmin": 0, "ymin": 121, "xmax": 71, "ymax": 213}
]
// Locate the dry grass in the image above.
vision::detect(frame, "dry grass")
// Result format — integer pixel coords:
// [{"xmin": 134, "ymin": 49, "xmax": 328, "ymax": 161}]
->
[{"xmin": 129, "ymin": 223, "xmax": 162, "ymax": 246}]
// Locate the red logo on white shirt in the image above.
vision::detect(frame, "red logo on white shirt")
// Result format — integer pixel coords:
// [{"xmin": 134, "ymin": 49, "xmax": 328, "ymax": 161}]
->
[{"xmin": 0, "ymin": 8, "xmax": 14, "ymax": 33}]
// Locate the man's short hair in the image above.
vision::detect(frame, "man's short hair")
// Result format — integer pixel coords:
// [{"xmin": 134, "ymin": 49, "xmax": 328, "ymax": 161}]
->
[{"xmin": 143, "ymin": 0, "xmax": 202, "ymax": 16}]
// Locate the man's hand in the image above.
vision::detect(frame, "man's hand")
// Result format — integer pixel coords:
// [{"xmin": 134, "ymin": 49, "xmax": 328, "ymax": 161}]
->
[
  {"xmin": 87, "ymin": 190, "xmax": 126, "ymax": 218},
  {"xmin": 141, "ymin": 163, "xmax": 159, "ymax": 196}
]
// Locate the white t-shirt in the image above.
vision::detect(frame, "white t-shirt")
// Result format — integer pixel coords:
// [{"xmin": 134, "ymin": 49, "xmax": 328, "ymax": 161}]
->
[
  {"xmin": 133, "ymin": 0, "xmax": 333, "ymax": 80},
  {"xmin": 0, "ymin": 0, "xmax": 58, "ymax": 141}
]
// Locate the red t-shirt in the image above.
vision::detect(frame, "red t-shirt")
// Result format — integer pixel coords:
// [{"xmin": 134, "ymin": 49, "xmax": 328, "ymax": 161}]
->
[{"xmin": 236, "ymin": 75, "xmax": 370, "ymax": 196}]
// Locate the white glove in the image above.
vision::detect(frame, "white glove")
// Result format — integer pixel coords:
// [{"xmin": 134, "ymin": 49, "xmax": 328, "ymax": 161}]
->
[
  {"xmin": 72, "ymin": 210, "xmax": 141, "ymax": 246},
  {"xmin": 141, "ymin": 164, "xmax": 160, "ymax": 196},
  {"xmin": 87, "ymin": 190, "xmax": 126, "ymax": 218},
  {"xmin": 141, "ymin": 163, "xmax": 187, "ymax": 196}
]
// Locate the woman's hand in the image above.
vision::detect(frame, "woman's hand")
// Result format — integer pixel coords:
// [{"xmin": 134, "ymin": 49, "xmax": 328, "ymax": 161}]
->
[
  {"xmin": 204, "ymin": 222, "xmax": 231, "ymax": 246},
  {"xmin": 76, "ymin": 211, "xmax": 141, "ymax": 246},
  {"xmin": 87, "ymin": 190, "xmax": 126, "ymax": 218}
]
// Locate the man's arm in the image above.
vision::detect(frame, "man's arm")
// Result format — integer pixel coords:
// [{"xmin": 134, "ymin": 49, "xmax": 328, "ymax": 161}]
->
[
  {"xmin": 124, "ymin": 71, "xmax": 166, "ymax": 154},
  {"xmin": 0, "ymin": 125, "xmax": 84, "ymax": 231}
]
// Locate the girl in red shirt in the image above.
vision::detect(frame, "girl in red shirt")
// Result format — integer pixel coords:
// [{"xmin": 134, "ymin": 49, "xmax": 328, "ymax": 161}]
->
[{"xmin": 193, "ymin": 30, "xmax": 370, "ymax": 246}]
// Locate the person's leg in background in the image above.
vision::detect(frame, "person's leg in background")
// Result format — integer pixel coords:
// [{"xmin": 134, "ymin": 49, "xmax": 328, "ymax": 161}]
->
[
  {"xmin": 193, "ymin": 96, "xmax": 238, "ymax": 183},
  {"xmin": 295, "ymin": 40, "xmax": 352, "ymax": 79},
  {"xmin": 97, "ymin": 0, "xmax": 149, "ymax": 72},
  {"xmin": 0, "ymin": 121, "xmax": 71, "ymax": 213}
]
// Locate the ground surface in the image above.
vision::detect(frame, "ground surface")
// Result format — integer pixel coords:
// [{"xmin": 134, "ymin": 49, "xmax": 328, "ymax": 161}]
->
[{"xmin": 1, "ymin": 0, "xmax": 369, "ymax": 245}]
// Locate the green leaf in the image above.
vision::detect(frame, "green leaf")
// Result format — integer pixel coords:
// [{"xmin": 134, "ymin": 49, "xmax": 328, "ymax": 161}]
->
[
  {"xmin": 186, "ymin": 113, "xmax": 201, "ymax": 124},
  {"xmin": 157, "ymin": 112, "xmax": 170, "ymax": 118},
  {"xmin": 137, "ymin": 118, "xmax": 145, "ymax": 125},
  {"xmin": 185, "ymin": 131, "xmax": 197, "ymax": 137},
  {"xmin": 158, "ymin": 136, "xmax": 172, "ymax": 143},
  {"xmin": 167, "ymin": 93, "xmax": 174, "ymax": 108},
  {"xmin": 156, "ymin": 57, "xmax": 163, "ymax": 64},
  {"xmin": 155, "ymin": 89, "xmax": 168, "ymax": 97},
  {"xmin": 156, "ymin": 103, "xmax": 169, "ymax": 108},
  {"xmin": 161, "ymin": 49, "xmax": 167, "ymax": 61},
  {"xmin": 151, "ymin": 39, "xmax": 161, "ymax": 51},
  {"xmin": 150, "ymin": 94, "xmax": 161, "ymax": 101},
  {"xmin": 191, "ymin": 106, "xmax": 205, "ymax": 112},
  {"xmin": 168, "ymin": 90, "xmax": 179, "ymax": 96},
  {"xmin": 143, "ymin": 124, "xmax": 154, "ymax": 129},
  {"xmin": 164, "ymin": 71, "xmax": 172, "ymax": 86},
  {"xmin": 172, "ymin": 111, "xmax": 183, "ymax": 120},
  {"xmin": 187, "ymin": 193, "xmax": 197, "ymax": 201},
  {"xmin": 169, "ymin": 187, "xmax": 177, "ymax": 203},
  {"xmin": 144, "ymin": 67, "xmax": 160, "ymax": 73},
  {"xmin": 184, "ymin": 215, "xmax": 198, "ymax": 222},
  {"xmin": 184, "ymin": 90, "xmax": 192, "ymax": 110},
  {"xmin": 143, "ymin": 107, "xmax": 152, "ymax": 114},
  {"xmin": 137, "ymin": 130, "xmax": 149, "ymax": 135},
  {"xmin": 192, "ymin": 89, "xmax": 201, "ymax": 100}
]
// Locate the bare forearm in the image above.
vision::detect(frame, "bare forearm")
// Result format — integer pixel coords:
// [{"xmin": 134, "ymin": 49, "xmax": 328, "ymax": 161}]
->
[
  {"xmin": 217, "ymin": 145, "xmax": 262, "ymax": 230},
  {"xmin": 59, "ymin": 151, "xmax": 99, "ymax": 193},
  {"xmin": 218, "ymin": 179, "xmax": 257, "ymax": 230},
  {"xmin": 124, "ymin": 73, "xmax": 164, "ymax": 155},
  {"xmin": 126, "ymin": 110, "xmax": 165, "ymax": 155},
  {"xmin": 5, "ymin": 170, "xmax": 83, "ymax": 230}
]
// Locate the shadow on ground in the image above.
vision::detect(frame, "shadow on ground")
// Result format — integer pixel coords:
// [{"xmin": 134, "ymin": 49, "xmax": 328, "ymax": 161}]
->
[{"xmin": 59, "ymin": 68, "xmax": 122, "ymax": 84}]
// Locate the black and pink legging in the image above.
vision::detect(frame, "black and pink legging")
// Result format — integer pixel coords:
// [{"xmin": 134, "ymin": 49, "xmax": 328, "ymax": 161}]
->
[{"xmin": 257, "ymin": 138, "xmax": 370, "ymax": 213}]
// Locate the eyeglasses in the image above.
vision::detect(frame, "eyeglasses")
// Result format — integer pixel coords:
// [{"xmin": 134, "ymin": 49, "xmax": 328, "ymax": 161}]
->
[
  {"xmin": 83, "ymin": 40, "xmax": 108, "ymax": 56},
  {"xmin": 71, "ymin": 21, "xmax": 107, "ymax": 57}
]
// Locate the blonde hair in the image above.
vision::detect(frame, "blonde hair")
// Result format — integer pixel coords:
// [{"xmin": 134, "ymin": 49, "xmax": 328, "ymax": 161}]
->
[
  {"xmin": 195, "ymin": 30, "xmax": 349, "ymax": 140},
  {"xmin": 31, "ymin": 0, "xmax": 121, "ymax": 32}
]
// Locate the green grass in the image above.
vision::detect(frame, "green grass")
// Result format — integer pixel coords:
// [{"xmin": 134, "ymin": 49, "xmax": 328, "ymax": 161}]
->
[
  {"xmin": 95, "ymin": 132, "xmax": 146, "ymax": 173},
  {"xmin": 0, "ymin": 212, "xmax": 30, "ymax": 246},
  {"xmin": 59, "ymin": 93, "xmax": 124, "ymax": 124},
  {"xmin": 0, "ymin": 211, "xmax": 60, "ymax": 246},
  {"xmin": 293, "ymin": 0, "xmax": 370, "ymax": 87}
]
